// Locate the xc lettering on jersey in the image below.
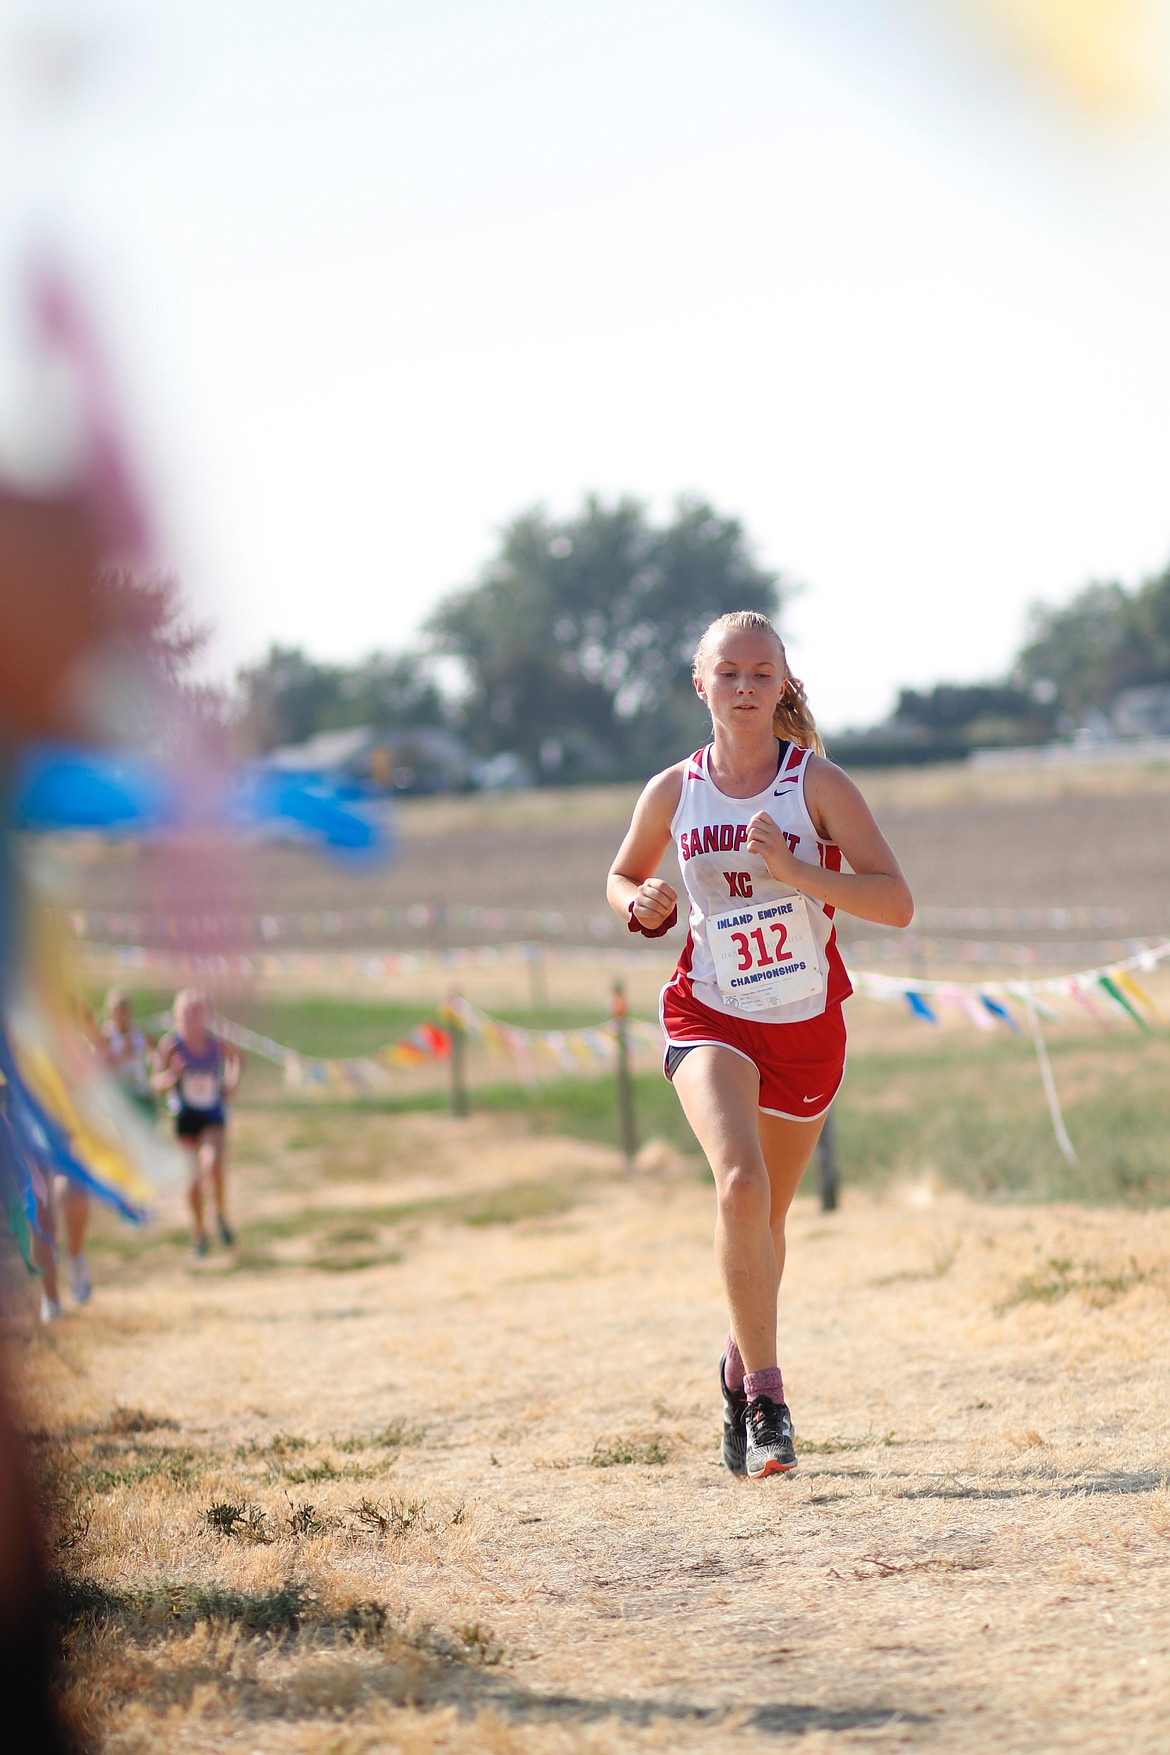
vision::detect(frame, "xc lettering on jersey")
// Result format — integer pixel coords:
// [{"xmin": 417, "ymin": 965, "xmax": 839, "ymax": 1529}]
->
[{"xmin": 724, "ymin": 871, "xmax": 753, "ymax": 899}]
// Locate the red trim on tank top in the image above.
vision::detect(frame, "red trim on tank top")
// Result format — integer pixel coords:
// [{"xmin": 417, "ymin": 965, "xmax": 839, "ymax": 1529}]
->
[{"xmin": 820, "ymin": 840, "xmax": 842, "ymax": 919}]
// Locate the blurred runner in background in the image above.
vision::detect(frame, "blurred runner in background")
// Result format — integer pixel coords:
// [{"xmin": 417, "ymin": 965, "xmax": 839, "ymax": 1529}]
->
[
  {"xmin": 154, "ymin": 989, "xmax": 243, "ymax": 1256},
  {"xmin": 102, "ymin": 988, "xmax": 157, "ymax": 1122}
]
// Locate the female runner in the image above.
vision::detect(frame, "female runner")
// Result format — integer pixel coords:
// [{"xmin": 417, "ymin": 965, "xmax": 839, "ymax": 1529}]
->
[
  {"xmin": 154, "ymin": 989, "xmax": 243, "ymax": 1257},
  {"xmin": 607, "ymin": 611, "xmax": 913, "ymax": 1480},
  {"xmin": 102, "ymin": 988, "xmax": 157, "ymax": 1122}
]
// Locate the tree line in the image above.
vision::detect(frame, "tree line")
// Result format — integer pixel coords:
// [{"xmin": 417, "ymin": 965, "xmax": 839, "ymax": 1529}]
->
[
  {"xmin": 119, "ymin": 494, "xmax": 1170, "ymax": 779},
  {"xmin": 236, "ymin": 495, "xmax": 779, "ymax": 783},
  {"xmin": 866, "ymin": 565, "xmax": 1170, "ymax": 763}
]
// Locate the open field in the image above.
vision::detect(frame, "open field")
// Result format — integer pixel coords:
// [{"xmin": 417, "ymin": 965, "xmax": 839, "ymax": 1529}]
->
[
  {"xmin": 14, "ymin": 760, "xmax": 1170, "ymax": 1750},
  {"xmin": 42, "ymin": 755, "xmax": 1170, "ymax": 955},
  {"xmin": 13, "ymin": 1100, "xmax": 1170, "ymax": 1755}
]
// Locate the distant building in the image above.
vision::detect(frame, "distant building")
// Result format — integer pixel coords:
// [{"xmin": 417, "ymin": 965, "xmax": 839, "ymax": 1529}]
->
[
  {"xmin": 1110, "ymin": 684, "xmax": 1170, "ymax": 740},
  {"xmin": 264, "ymin": 725, "xmax": 473, "ymax": 794}
]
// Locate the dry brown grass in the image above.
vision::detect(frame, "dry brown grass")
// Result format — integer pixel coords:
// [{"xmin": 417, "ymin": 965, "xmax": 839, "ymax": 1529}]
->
[{"xmin": 9, "ymin": 1097, "xmax": 1170, "ymax": 1755}]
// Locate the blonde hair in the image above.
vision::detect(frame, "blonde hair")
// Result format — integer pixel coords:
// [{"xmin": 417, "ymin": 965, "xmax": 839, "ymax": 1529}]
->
[
  {"xmin": 692, "ymin": 611, "xmax": 824, "ymax": 756},
  {"xmin": 174, "ymin": 988, "xmax": 210, "ymax": 1032}
]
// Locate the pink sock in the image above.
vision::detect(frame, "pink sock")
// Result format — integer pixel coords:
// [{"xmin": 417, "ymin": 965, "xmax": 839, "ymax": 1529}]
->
[
  {"xmin": 744, "ymin": 1367, "xmax": 784, "ymax": 1404},
  {"xmin": 724, "ymin": 1335, "xmax": 745, "ymax": 1392}
]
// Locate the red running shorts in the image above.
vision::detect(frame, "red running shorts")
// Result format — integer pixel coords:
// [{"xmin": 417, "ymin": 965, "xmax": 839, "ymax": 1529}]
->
[{"xmin": 660, "ymin": 981, "xmax": 847, "ymax": 1121}]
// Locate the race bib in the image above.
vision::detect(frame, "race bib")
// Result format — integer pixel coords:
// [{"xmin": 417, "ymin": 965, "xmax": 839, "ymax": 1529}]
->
[
  {"xmin": 707, "ymin": 894, "xmax": 825, "ymax": 1012},
  {"xmin": 180, "ymin": 1070, "xmax": 219, "ymax": 1109}
]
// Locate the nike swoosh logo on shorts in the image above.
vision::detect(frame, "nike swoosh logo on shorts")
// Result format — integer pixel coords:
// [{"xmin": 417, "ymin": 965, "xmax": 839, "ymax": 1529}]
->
[{"xmin": 802, "ymin": 1094, "xmax": 826, "ymax": 1104}]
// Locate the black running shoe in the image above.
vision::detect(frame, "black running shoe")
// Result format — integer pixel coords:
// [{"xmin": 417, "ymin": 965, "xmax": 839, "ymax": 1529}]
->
[
  {"xmin": 719, "ymin": 1354, "xmax": 748, "ymax": 1477},
  {"xmin": 744, "ymin": 1394, "xmax": 797, "ymax": 1479},
  {"xmin": 216, "ymin": 1216, "xmax": 236, "ymax": 1248}
]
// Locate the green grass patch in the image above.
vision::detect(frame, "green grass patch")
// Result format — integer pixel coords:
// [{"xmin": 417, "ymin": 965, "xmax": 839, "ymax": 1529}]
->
[
  {"xmin": 206, "ymin": 1501, "xmax": 272, "ymax": 1542},
  {"xmin": 236, "ymin": 1431, "xmax": 309, "ymax": 1460},
  {"xmin": 236, "ymin": 1177, "xmax": 586, "ymax": 1250},
  {"xmin": 336, "ymin": 1418, "xmax": 427, "ymax": 1452},
  {"xmin": 586, "ymin": 1434, "xmax": 672, "ymax": 1467},
  {"xmin": 100, "ymin": 989, "xmax": 616, "ymax": 1059},
  {"xmin": 98, "ymin": 993, "xmax": 1170, "ymax": 1207},
  {"xmin": 85, "ymin": 1446, "xmax": 204, "ymax": 1494},
  {"xmin": 232, "ymin": 1427, "xmax": 421, "ymax": 1483},
  {"xmin": 997, "ymin": 1254, "xmax": 1156, "ymax": 1312},
  {"xmin": 88, "ymin": 1225, "xmax": 190, "ymax": 1262},
  {"xmin": 869, "ymin": 1248, "xmax": 956, "ymax": 1287},
  {"xmin": 308, "ymin": 1247, "xmax": 404, "ymax": 1273},
  {"xmin": 799, "ymin": 1432, "xmax": 897, "ymax": 1456},
  {"xmin": 253, "ymin": 1069, "xmax": 696, "ymax": 1158},
  {"xmin": 835, "ymin": 1028, "xmax": 1170, "ymax": 1206}
]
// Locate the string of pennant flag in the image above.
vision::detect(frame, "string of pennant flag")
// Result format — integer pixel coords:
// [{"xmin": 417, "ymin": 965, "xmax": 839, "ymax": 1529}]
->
[
  {"xmin": 65, "ymin": 902, "xmax": 617, "ymax": 944},
  {"xmin": 204, "ymin": 1004, "xmax": 663, "ymax": 1101},
  {"xmin": 79, "ymin": 934, "xmax": 1170, "ymax": 991},
  {"xmin": 64, "ymin": 898, "xmax": 1170, "ymax": 947},
  {"xmin": 851, "ymin": 939, "xmax": 1170, "ymax": 1167},
  {"xmin": 851, "ymin": 939, "xmax": 1168, "ymax": 1031},
  {"xmin": 193, "ymin": 939, "xmax": 1170, "ymax": 1162},
  {"xmin": 841, "ymin": 933, "xmax": 1165, "ymax": 969},
  {"xmin": 192, "ymin": 939, "xmax": 1169, "ymax": 1129},
  {"xmin": 81, "ymin": 941, "xmax": 657, "ymax": 984},
  {"xmin": 443, "ymin": 998, "xmax": 663, "ymax": 1082}
]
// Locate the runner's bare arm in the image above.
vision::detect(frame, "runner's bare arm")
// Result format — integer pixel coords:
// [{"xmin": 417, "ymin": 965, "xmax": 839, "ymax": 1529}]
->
[
  {"xmin": 744, "ymin": 757, "xmax": 913, "ymax": 928},
  {"xmin": 606, "ymin": 765, "xmax": 684, "ymax": 931},
  {"xmin": 151, "ymin": 1033, "xmax": 184, "ymax": 1093}
]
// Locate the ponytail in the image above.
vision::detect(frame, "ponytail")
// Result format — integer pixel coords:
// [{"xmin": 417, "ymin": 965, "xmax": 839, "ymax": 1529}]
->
[{"xmin": 773, "ymin": 673, "xmax": 824, "ymax": 756}]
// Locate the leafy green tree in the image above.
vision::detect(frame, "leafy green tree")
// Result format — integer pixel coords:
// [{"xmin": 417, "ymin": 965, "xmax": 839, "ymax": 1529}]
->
[
  {"xmin": 428, "ymin": 494, "xmax": 781, "ymax": 779},
  {"xmin": 234, "ymin": 645, "xmax": 446, "ymax": 754},
  {"xmin": 233, "ymin": 646, "xmax": 339, "ymax": 750},
  {"xmin": 1015, "ymin": 567, "xmax": 1170, "ymax": 718},
  {"xmin": 895, "ymin": 682, "xmax": 1030, "ymax": 731},
  {"xmin": 328, "ymin": 651, "xmax": 447, "ymax": 735},
  {"xmin": 893, "ymin": 681, "xmax": 1054, "ymax": 745}
]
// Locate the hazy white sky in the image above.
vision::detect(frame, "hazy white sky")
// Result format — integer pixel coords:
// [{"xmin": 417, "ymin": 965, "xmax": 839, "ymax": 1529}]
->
[{"xmin": 6, "ymin": 0, "xmax": 1170, "ymax": 730}]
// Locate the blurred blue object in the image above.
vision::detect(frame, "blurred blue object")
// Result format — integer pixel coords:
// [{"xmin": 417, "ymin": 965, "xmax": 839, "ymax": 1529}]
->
[
  {"xmin": 227, "ymin": 767, "xmax": 387, "ymax": 858},
  {"xmin": 14, "ymin": 746, "xmax": 390, "ymax": 859},
  {"xmin": 16, "ymin": 747, "xmax": 169, "ymax": 832}
]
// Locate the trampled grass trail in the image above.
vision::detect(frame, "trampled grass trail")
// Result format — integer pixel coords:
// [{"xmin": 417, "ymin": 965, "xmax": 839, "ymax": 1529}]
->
[{"xmin": 15, "ymin": 1104, "xmax": 1170, "ymax": 1754}]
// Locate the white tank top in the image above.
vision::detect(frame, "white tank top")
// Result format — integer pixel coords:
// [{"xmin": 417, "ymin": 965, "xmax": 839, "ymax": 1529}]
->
[{"xmin": 663, "ymin": 741, "xmax": 852, "ymax": 1025}]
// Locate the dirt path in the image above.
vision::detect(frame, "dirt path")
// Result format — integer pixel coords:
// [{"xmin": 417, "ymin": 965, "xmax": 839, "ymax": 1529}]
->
[{"xmin": 18, "ymin": 1107, "xmax": 1170, "ymax": 1754}]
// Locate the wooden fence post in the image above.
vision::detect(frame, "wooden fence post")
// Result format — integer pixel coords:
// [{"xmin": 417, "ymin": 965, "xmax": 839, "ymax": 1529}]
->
[
  {"xmin": 524, "ymin": 941, "xmax": 548, "ymax": 1010},
  {"xmin": 447, "ymin": 991, "xmax": 469, "ymax": 1118},
  {"xmin": 611, "ymin": 979, "xmax": 638, "ymax": 1172},
  {"xmin": 817, "ymin": 1110, "xmax": 839, "ymax": 1212}
]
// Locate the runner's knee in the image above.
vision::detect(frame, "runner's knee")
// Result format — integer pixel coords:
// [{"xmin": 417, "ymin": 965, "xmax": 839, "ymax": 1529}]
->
[{"xmin": 716, "ymin": 1163, "xmax": 771, "ymax": 1228}]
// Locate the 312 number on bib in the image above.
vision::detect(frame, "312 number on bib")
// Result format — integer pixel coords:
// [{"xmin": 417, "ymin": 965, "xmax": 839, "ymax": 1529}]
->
[{"xmin": 707, "ymin": 894, "xmax": 825, "ymax": 1012}]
